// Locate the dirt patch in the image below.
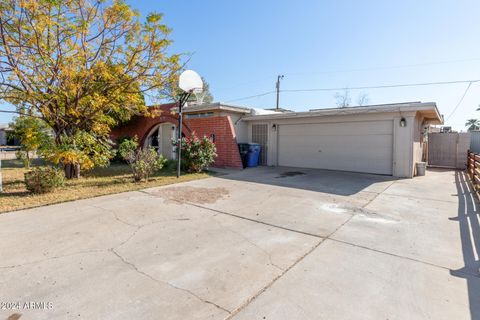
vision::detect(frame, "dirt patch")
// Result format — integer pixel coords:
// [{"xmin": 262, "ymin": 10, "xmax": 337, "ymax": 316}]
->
[
  {"xmin": 276, "ymin": 171, "xmax": 306, "ymax": 178},
  {"xmin": 152, "ymin": 186, "xmax": 230, "ymax": 204}
]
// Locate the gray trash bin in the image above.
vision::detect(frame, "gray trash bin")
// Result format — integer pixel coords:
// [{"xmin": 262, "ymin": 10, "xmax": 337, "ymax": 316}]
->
[{"xmin": 416, "ymin": 162, "xmax": 426, "ymax": 176}]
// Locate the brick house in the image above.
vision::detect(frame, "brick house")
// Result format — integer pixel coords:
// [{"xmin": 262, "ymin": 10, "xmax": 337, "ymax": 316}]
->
[
  {"xmin": 110, "ymin": 102, "xmax": 260, "ymax": 169},
  {"xmin": 111, "ymin": 101, "xmax": 442, "ymax": 177}
]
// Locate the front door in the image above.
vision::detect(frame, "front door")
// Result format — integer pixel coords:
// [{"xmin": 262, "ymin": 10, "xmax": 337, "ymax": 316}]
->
[{"xmin": 145, "ymin": 123, "xmax": 176, "ymax": 160}]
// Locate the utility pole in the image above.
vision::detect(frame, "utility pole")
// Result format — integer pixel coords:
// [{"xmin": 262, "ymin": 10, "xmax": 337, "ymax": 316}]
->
[{"xmin": 276, "ymin": 75, "xmax": 284, "ymax": 110}]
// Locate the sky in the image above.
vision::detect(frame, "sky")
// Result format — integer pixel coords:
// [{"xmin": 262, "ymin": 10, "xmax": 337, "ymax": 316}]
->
[{"xmin": 2, "ymin": 0, "xmax": 480, "ymax": 131}]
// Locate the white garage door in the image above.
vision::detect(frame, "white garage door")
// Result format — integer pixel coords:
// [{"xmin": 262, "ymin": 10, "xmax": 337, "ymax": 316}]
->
[{"xmin": 278, "ymin": 120, "xmax": 393, "ymax": 175}]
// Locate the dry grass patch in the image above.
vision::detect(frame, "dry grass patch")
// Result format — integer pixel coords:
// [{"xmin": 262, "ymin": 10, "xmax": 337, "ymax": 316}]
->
[{"xmin": 0, "ymin": 160, "xmax": 209, "ymax": 213}]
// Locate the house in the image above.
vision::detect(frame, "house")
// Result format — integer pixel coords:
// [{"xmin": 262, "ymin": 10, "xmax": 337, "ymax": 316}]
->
[
  {"xmin": 110, "ymin": 101, "xmax": 443, "ymax": 178},
  {"xmin": 0, "ymin": 123, "xmax": 15, "ymax": 146}
]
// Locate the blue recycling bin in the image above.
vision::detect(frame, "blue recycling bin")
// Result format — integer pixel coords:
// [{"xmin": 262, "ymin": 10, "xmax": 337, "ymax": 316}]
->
[
  {"xmin": 246, "ymin": 143, "xmax": 261, "ymax": 167},
  {"xmin": 238, "ymin": 143, "xmax": 262, "ymax": 168}
]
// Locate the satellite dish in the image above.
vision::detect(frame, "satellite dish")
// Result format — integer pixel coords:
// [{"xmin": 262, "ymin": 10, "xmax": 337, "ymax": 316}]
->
[{"xmin": 179, "ymin": 70, "xmax": 203, "ymax": 93}]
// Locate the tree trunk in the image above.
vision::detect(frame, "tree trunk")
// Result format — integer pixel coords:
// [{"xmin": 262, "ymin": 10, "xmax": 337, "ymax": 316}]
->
[
  {"xmin": 26, "ymin": 151, "xmax": 31, "ymax": 169},
  {"xmin": 64, "ymin": 163, "xmax": 81, "ymax": 179}
]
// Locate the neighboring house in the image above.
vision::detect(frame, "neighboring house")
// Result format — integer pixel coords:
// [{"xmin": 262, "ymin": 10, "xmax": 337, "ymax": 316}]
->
[
  {"xmin": 0, "ymin": 123, "xmax": 15, "ymax": 146},
  {"xmin": 111, "ymin": 101, "xmax": 443, "ymax": 178}
]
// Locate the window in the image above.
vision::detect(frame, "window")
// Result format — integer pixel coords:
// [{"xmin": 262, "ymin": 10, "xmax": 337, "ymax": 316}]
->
[{"xmin": 185, "ymin": 112, "xmax": 214, "ymax": 119}]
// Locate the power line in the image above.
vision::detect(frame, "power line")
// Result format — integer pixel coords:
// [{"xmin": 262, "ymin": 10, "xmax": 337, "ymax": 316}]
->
[
  {"xmin": 284, "ymin": 58, "xmax": 480, "ymax": 77},
  {"xmin": 445, "ymin": 81, "xmax": 474, "ymax": 122},
  {"xmin": 282, "ymin": 79, "xmax": 480, "ymax": 93},
  {"xmin": 224, "ymin": 79, "xmax": 480, "ymax": 103},
  {"xmin": 225, "ymin": 90, "xmax": 276, "ymax": 103}
]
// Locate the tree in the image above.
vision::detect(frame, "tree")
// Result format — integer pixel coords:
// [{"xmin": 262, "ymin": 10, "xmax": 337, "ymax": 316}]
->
[
  {"xmin": 0, "ymin": 0, "xmax": 181, "ymax": 178},
  {"xmin": 187, "ymin": 77, "xmax": 213, "ymax": 105},
  {"xmin": 10, "ymin": 115, "xmax": 53, "ymax": 168},
  {"xmin": 166, "ymin": 76, "xmax": 214, "ymax": 105},
  {"xmin": 47, "ymin": 130, "xmax": 115, "ymax": 178},
  {"xmin": 465, "ymin": 119, "xmax": 480, "ymax": 131},
  {"xmin": 334, "ymin": 89, "xmax": 351, "ymax": 108},
  {"xmin": 357, "ymin": 92, "xmax": 370, "ymax": 106}
]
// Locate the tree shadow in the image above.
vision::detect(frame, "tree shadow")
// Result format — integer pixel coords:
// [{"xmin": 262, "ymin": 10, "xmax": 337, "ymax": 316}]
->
[
  {"xmin": 216, "ymin": 166, "xmax": 397, "ymax": 196},
  {"xmin": 1, "ymin": 158, "xmax": 45, "ymax": 168},
  {"xmin": 449, "ymin": 171, "xmax": 480, "ymax": 319}
]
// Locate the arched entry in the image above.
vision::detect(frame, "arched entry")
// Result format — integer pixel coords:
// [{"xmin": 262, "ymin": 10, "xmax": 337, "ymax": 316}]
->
[{"xmin": 144, "ymin": 122, "xmax": 177, "ymax": 160}]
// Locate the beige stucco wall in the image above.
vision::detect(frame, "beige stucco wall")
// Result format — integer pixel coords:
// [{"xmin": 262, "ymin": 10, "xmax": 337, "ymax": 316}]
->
[
  {"xmin": 246, "ymin": 111, "xmax": 419, "ymax": 178},
  {"xmin": 412, "ymin": 113, "xmax": 426, "ymax": 176},
  {"xmin": 227, "ymin": 113, "xmax": 249, "ymax": 143}
]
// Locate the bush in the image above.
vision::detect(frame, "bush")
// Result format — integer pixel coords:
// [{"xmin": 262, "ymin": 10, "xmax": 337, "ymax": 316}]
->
[
  {"xmin": 114, "ymin": 136, "xmax": 137, "ymax": 162},
  {"xmin": 24, "ymin": 167, "xmax": 65, "ymax": 194},
  {"xmin": 180, "ymin": 134, "xmax": 217, "ymax": 173},
  {"xmin": 119, "ymin": 138, "xmax": 166, "ymax": 182}
]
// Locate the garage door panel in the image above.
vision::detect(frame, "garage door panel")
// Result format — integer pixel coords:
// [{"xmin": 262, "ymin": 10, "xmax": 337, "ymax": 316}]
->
[
  {"xmin": 280, "ymin": 122, "xmax": 392, "ymax": 136},
  {"xmin": 278, "ymin": 121, "xmax": 393, "ymax": 175}
]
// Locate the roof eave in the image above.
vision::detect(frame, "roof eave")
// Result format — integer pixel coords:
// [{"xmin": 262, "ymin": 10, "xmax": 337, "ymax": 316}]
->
[
  {"xmin": 172, "ymin": 103, "xmax": 251, "ymax": 114},
  {"xmin": 242, "ymin": 102, "xmax": 443, "ymax": 122}
]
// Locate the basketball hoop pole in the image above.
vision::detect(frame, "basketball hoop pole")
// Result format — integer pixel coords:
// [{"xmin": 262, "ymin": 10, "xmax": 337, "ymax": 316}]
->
[
  {"xmin": 176, "ymin": 69, "xmax": 203, "ymax": 178},
  {"xmin": 177, "ymin": 92, "xmax": 191, "ymax": 178}
]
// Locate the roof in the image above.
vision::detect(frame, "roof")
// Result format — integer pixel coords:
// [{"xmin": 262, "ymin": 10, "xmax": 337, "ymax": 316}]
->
[
  {"xmin": 178, "ymin": 102, "xmax": 252, "ymax": 114},
  {"xmin": 242, "ymin": 102, "xmax": 443, "ymax": 124}
]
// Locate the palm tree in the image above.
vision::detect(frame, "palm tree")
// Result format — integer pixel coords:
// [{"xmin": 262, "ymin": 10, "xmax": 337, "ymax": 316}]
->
[{"xmin": 465, "ymin": 119, "xmax": 480, "ymax": 131}]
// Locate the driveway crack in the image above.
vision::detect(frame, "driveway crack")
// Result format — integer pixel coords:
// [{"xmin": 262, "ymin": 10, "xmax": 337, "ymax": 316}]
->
[
  {"xmin": 88, "ymin": 204, "xmax": 142, "ymax": 228},
  {"xmin": 0, "ymin": 249, "xmax": 106, "ymax": 269},
  {"xmin": 109, "ymin": 248, "xmax": 231, "ymax": 315},
  {"xmin": 210, "ymin": 216, "xmax": 284, "ymax": 272}
]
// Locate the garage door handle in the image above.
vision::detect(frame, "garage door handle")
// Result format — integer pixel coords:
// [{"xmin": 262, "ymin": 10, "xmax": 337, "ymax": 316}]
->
[{"xmin": 318, "ymin": 149, "xmax": 322, "ymax": 152}]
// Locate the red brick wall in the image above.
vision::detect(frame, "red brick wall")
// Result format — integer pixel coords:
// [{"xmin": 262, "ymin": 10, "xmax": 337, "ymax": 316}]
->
[
  {"xmin": 110, "ymin": 103, "xmax": 183, "ymax": 146},
  {"xmin": 184, "ymin": 116, "xmax": 243, "ymax": 168},
  {"xmin": 110, "ymin": 104, "xmax": 243, "ymax": 169}
]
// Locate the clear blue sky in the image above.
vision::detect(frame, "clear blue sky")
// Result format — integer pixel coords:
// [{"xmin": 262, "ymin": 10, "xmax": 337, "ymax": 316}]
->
[{"xmin": 2, "ymin": 0, "xmax": 480, "ymax": 131}]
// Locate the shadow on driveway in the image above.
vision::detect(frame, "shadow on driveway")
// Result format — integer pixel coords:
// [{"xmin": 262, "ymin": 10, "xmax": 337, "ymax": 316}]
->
[
  {"xmin": 450, "ymin": 171, "xmax": 480, "ymax": 320},
  {"xmin": 215, "ymin": 166, "xmax": 397, "ymax": 196}
]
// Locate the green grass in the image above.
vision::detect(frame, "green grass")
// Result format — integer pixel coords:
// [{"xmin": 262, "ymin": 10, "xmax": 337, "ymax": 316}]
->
[{"xmin": 0, "ymin": 160, "xmax": 210, "ymax": 213}]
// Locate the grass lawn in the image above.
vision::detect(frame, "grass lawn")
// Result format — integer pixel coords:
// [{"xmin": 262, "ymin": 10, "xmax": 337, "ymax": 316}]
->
[{"xmin": 0, "ymin": 159, "xmax": 210, "ymax": 213}]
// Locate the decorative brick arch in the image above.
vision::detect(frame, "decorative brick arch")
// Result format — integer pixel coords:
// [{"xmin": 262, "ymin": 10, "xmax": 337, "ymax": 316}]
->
[
  {"xmin": 111, "ymin": 103, "xmax": 243, "ymax": 169},
  {"xmin": 110, "ymin": 103, "xmax": 192, "ymax": 144},
  {"xmin": 139, "ymin": 116, "xmax": 192, "ymax": 147}
]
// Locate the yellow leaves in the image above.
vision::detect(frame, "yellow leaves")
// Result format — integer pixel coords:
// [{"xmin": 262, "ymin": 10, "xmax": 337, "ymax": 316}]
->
[
  {"xmin": 19, "ymin": 0, "xmax": 38, "ymax": 11},
  {"xmin": 3, "ymin": 0, "xmax": 180, "ymax": 174},
  {"xmin": 49, "ymin": 149, "xmax": 95, "ymax": 170},
  {"xmin": 91, "ymin": 122, "xmax": 110, "ymax": 136}
]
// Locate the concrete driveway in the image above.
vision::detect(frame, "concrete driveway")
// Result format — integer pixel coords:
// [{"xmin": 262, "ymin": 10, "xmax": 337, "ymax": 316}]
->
[{"xmin": 0, "ymin": 167, "xmax": 478, "ymax": 320}]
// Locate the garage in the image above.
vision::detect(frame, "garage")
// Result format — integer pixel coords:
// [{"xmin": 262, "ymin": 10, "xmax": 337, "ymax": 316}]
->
[
  {"xmin": 278, "ymin": 120, "xmax": 393, "ymax": 175},
  {"xmin": 244, "ymin": 102, "xmax": 443, "ymax": 178}
]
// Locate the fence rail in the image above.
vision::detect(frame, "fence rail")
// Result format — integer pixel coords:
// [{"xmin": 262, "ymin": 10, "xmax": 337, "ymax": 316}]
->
[{"xmin": 467, "ymin": 150, "xmax": 480, "ymax": 189}]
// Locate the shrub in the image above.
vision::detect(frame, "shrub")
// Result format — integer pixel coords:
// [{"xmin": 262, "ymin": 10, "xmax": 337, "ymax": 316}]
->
[
  {"xmin": 24, "ymin": 167, "xmax": 65, "ymax": 194},
  {"xmin": 114, "ymin": 136, "xmax": 137, "ymax": 162},
  {"xmin": 119, "ymin": 138, "xmax": 166, "ymax": 182},
  {"xmin": 180, "ymin": 134, "xmax": 217, "ymax": 173}
]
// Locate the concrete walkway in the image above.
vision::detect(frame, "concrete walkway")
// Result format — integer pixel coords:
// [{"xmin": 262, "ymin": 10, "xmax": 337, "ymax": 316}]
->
[{"xmin": 0, "ymin": 168, "xmax": 478, "ymax": 319}]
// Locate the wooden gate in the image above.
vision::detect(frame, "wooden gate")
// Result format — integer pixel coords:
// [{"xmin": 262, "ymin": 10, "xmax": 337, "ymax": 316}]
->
[{"xmin": 428, "ymin": 132, "xmax": 470, "ymax": 169}]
